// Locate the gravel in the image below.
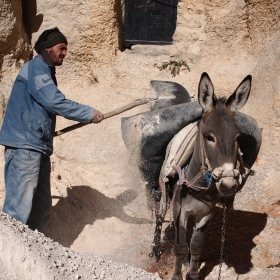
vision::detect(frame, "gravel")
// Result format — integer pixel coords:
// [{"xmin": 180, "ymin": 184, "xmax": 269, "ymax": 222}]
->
[{"xmin": 0, "ymin": 212, "xmax": 162, "ymax": 280}]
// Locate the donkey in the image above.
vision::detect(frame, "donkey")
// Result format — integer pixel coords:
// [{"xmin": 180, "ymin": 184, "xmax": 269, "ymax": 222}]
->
[{"xmin": 157, "ymin": 72, "xmax": 253, "ymax": 280}]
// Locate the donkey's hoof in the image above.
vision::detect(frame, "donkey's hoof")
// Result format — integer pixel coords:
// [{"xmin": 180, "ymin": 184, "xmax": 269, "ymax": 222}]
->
[{"xmin": 186, "ymin": 271, "xmax": 199, "ymax": 280}]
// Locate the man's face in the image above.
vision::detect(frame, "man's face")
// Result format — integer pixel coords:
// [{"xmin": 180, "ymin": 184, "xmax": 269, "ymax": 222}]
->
[{"xmin": 46, "ymin": 43, "xmax": 67, "ymax": 66}]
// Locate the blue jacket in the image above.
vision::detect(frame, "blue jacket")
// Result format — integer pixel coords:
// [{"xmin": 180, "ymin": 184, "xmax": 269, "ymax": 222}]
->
[{"xmin": 0, "ymin": 55, "xmax": 94, "ymax": 156}]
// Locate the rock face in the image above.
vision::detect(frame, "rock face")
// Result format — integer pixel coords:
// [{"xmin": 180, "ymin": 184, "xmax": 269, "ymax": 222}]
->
[
  {"xmin": 30, "ymin": 0, "xmax": 121, "ymax": 86},
  {"xmin": 0, "ymin": 0, "xmax": 280, "ymax": 279},
  {"xmin": 0, "ymin": 0, "xmax": 31, "ymax": 65},
  {"xmin": 0, "ymin": 0, "xmax": 32, "ymax": 120}
]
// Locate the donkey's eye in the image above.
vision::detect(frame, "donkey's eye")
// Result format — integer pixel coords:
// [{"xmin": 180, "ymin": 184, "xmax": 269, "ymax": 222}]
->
[{"xmin": 204, "ymin": 134, "xmax": 215, "ymax": 142}]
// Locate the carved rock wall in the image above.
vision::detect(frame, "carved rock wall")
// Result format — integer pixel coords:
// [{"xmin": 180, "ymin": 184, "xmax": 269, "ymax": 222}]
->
[
  {"xmin": 31, "ymin": 0, "xmax": 121, "ymax": 86},
  {"xmin": 0, "ymin": 0, "xmax": 279, "ymax": 217},
  {"xmin": 0, "ymin": 0, "xmax": 279, "ymax": 212},
  {"xmin": 0, "ymin": 1, "xmax": 280, "ymax": 278},
  {"xmin": 0, "ymin": 0, "xmax": 32, "ymax": 119},
  {"xmin": 0, "ymin": 0, "xmax": 121, "ymax": 87}
]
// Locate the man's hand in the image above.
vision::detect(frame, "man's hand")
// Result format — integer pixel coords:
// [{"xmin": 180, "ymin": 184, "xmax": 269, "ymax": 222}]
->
[{"xmin": 91, "ymin": 109, "xmax": 104, "ymax": 123}]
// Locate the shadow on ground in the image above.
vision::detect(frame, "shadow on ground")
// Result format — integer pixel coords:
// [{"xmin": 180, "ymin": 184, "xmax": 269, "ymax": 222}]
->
[
  {"xmin": 45, "ymin": 185, "xmax": 151, "ymax": 247},
  {"xmin": 147, "ymin": 206, "xmax": 267, "ymax": 279}
]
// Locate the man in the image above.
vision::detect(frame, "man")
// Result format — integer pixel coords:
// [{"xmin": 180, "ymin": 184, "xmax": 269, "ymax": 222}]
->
[{"xmin": 0, "ymin": 27, "xmax": 104, "ymax": 233}]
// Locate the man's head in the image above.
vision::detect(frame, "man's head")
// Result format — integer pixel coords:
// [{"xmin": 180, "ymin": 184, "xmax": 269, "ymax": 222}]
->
[{"xmin": 34, "ymin": 27, "xmax": 68, "ymax": 66}]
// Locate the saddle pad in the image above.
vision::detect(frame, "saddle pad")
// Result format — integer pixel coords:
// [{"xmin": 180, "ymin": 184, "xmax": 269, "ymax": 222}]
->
[{"xmin": 161, "ymin": 121, "xmax": 199, "ymax": 181}]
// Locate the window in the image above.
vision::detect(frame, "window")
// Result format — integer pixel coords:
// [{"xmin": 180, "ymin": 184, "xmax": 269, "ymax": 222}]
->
[{"xmin": 124, "ymin": 0, "xmax": 178, "ymax": 45}]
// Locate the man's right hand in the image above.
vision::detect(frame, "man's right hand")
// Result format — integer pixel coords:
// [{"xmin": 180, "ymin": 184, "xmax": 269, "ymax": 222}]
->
[{"xmin": 91, "ymin": 109, "xmax": 104, "ymax": 123}]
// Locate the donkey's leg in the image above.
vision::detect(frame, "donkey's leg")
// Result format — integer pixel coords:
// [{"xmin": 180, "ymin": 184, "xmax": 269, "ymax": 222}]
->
[
  {"xmin": 187, "ymin": 213, "xmax": 213, "ymax": 280},
  {"xmin": 172, "ymin": 204, "xmax": 189, "ymax": 280}
]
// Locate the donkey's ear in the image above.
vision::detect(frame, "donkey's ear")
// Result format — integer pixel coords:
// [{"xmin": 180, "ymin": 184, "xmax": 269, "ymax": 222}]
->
[
  {"xmin": 198, "ymin": 72, "xmax": 216, "ymax": 113},
  {"xmin": 226, "ymin": 75, "xmax": 252, "ymax": 112}
]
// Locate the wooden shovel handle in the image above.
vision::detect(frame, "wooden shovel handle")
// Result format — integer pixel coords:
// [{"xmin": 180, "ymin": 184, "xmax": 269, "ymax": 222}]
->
[{"xmin": 54, "ymin": 96, "xmax": 157, "ymax": 137}]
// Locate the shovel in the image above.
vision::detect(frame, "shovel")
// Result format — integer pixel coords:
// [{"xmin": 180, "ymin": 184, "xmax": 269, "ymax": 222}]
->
[{"xmin": 54, "ymin": 80, "xmax": 191, "ymax": 137}]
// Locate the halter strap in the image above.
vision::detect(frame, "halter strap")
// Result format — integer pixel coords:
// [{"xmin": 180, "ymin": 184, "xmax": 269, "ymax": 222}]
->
[{"xmin": 199, "ymin": 119, "xmax": 212, "ymax": 172}]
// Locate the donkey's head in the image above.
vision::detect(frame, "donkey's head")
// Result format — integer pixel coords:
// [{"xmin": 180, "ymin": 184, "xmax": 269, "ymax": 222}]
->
[{"xmin": 198, "ymin": 72, "xmax": 252, "ymax": 196}]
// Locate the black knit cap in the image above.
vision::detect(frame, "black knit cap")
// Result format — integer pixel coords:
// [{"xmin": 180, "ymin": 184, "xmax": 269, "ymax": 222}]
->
[{"xmin": 34, "ymin": 27, "xmax": 68, "ymax": 54}]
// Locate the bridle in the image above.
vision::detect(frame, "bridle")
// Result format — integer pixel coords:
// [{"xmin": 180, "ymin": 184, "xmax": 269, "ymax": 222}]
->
[
  {"xmin": 174, "ymin": 119, "xmax": 247, "ymax": 192},
  {"xmin": 169, "ymin": 119, "xmax": 249, "ymax": 220}
]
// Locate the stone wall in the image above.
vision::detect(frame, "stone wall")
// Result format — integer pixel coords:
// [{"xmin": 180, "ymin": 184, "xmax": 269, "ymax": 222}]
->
[
  {"xmin": 30, "ymin": 0, "xmax": 121, "ymax": 86},
  {"xmin": 0, "ymin": 0, "xmax": 280, "ymax": 175},
  {"xmin": 0, "ymin": 0, "xmax": 121, "ymax": 88},
  {"xmin": 0, "ymin": 0, "xmax": 280, "ymax": 202},
  {"xmin": 0, "ymin": 0, "xmax": 32, "ymax": 119},
  {"xmin": 0, "ymin": 1, "xmax": 280, "ymax": 278}
]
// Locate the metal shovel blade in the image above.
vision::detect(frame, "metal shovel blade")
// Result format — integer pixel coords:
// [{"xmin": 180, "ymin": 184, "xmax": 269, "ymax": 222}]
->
[{"xmin": 150, "ymin": 80, "xmax": 191, "ymax": 111}]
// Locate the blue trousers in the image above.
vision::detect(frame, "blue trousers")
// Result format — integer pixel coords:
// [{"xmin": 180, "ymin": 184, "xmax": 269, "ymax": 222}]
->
[{"xmin": 2, "ymin": 148, "xmax": 52, "ymax": 233}]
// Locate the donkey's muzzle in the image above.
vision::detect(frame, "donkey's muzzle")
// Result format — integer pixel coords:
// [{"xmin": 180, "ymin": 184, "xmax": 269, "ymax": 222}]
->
[{"xmin": 212, "ymin": 167, "xmax": 241, "ymax": 196}]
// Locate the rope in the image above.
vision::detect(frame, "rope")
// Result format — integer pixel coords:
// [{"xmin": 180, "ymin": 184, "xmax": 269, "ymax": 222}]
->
[{"xmin": 218, "ymin": 202, "xmax": 227, "ymax": 280}]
